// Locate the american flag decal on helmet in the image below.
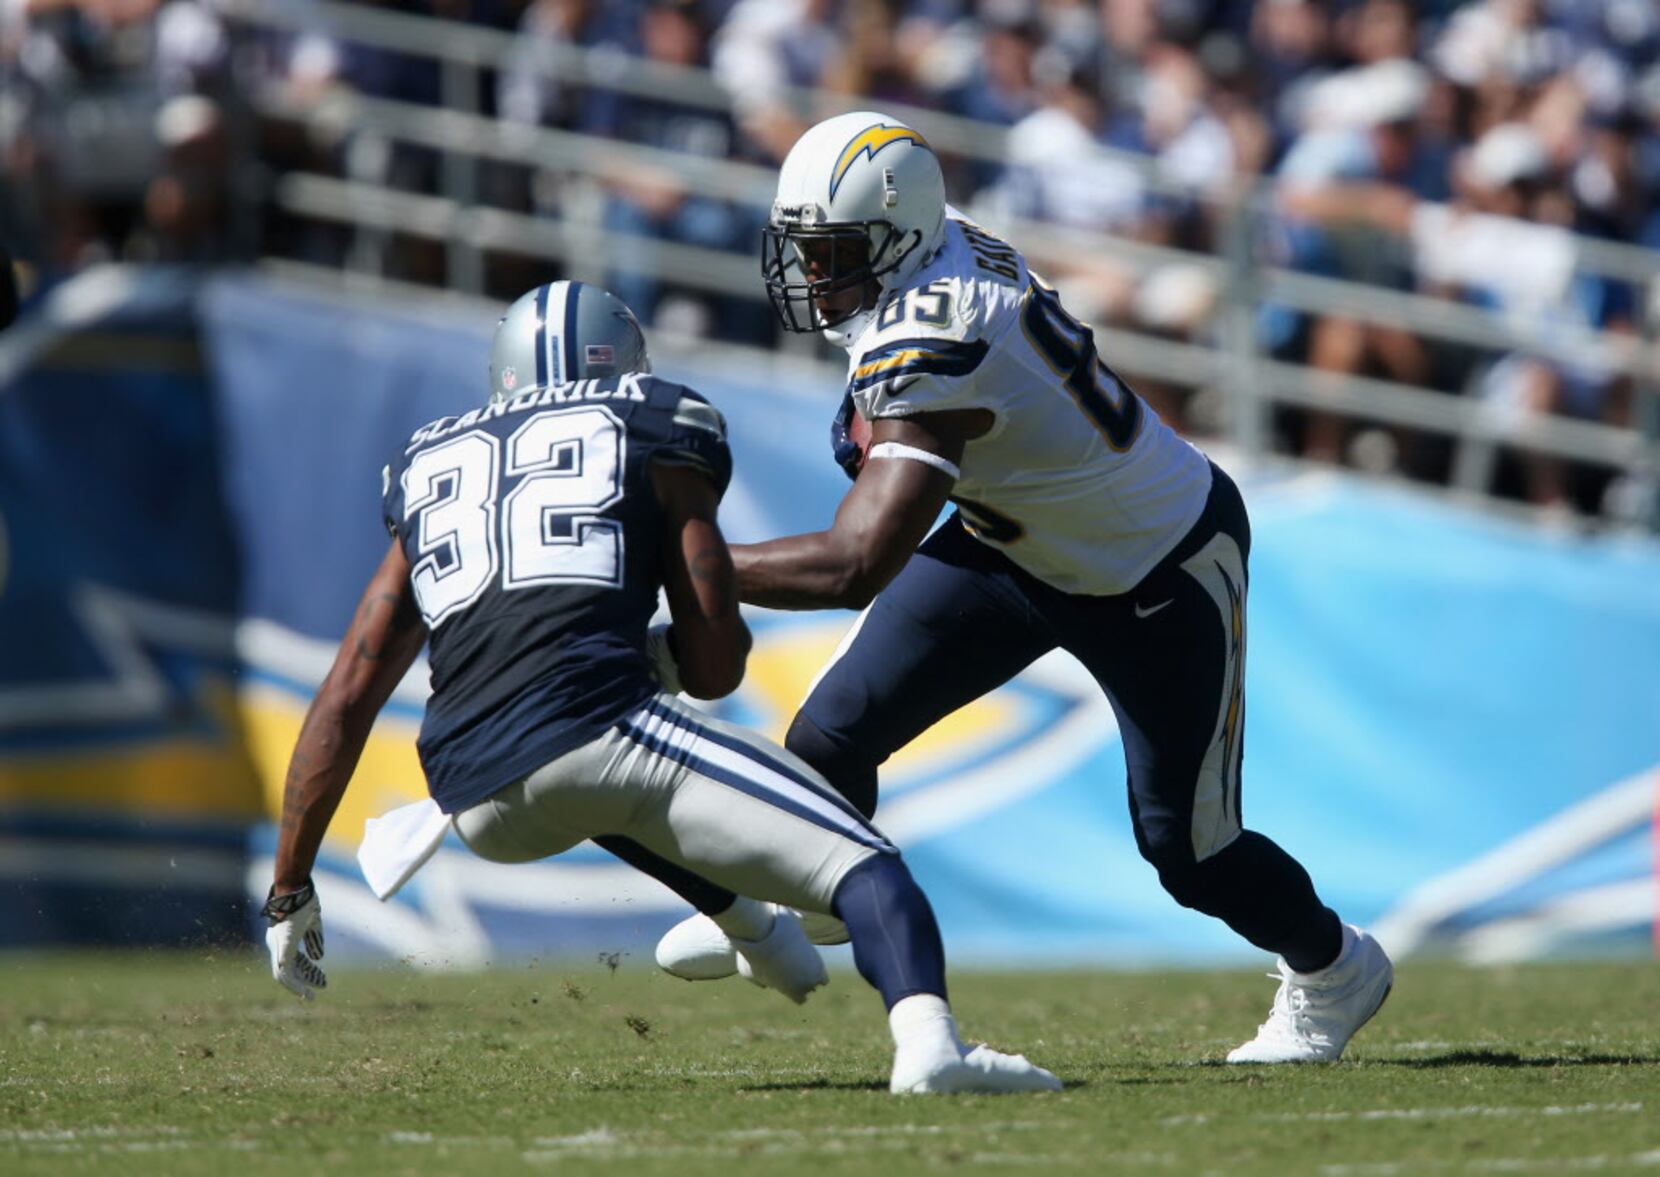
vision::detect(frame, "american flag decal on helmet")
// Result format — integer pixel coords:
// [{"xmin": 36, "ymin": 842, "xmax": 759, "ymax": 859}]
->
[{"xmin": 586, "ymin": 344, "xmax": 615, "ymax": 366}]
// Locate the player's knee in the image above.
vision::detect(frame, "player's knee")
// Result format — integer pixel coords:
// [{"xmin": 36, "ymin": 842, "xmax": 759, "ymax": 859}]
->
[
  {"xmin": 785, "ymin": 712, "xmax": 879, "ymax": 818},
  {"xmin": 1149, "ymin": 844, "xmax": 1254, "ymax": 918},
  {"xmin": 1155, "ymin": 862, "xmax": 1211, "ymax": 912},
  {"xmin": 1142, "ymin": 843, "xmax": 1218, "ymax": 913},
  {"xmin": 830, "ymin": 850, "xmax": 913, "ymax": 917}
]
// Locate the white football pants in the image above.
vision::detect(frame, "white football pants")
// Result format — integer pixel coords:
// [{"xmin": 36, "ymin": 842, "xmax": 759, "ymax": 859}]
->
[{"xmin": 453, "ymin": 692, "xmax": 892, "ymax": 913}]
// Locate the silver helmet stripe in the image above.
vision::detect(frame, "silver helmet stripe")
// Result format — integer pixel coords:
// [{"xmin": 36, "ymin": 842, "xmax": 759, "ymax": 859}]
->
[
  {"xmin": 542, "ymin": 281, "xmax": 570, "ymax": 385},
  {"xmin": 561, "ymin": 281, "xmax": 583, "ymax": 382},
  {"xmin": 533, "ymin": 282, "xmax": 551, "ymax": 388}
]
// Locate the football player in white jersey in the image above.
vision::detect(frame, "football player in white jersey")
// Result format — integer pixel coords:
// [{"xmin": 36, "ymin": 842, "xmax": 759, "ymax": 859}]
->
[{"xmin": 656, "ymin": 111, "xmax": 1394, "ymax": 1064}]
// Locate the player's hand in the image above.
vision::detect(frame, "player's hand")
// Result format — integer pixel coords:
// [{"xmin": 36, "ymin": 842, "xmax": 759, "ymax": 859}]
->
[
  {"xmin": 646, "ymin": 623, "xmax": 684, "ymax": 694},
  {"xmin": 262, "ymin": 881, "xmax": 326, "ymax": 999}
]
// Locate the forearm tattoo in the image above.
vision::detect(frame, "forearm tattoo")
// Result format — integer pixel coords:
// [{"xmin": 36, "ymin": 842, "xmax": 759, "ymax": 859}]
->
[{"xmin": 355, "ymin": 591, "xmax": 422, "ymax": 661}]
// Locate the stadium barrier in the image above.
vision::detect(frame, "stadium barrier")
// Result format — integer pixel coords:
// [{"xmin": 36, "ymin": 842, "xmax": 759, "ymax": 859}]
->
[{"xmin": 1, "ymin": 266, "xmax": 1655, "ymax": 963}]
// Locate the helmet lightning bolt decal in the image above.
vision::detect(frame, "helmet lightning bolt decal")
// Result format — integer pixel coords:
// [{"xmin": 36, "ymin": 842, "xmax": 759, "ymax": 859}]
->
[{"xmin": 829, "ymin": 124, "xmax": 932, "ymax": 201}]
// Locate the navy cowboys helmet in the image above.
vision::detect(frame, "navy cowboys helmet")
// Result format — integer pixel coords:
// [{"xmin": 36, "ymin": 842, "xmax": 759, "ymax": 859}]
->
[
  {"xmin": 762, "ymin": 111, "xmax": 947, "ymax": 340},
  {"xmin": 489, "ymin": 281, "xmax": 650, "ymax": 403}
]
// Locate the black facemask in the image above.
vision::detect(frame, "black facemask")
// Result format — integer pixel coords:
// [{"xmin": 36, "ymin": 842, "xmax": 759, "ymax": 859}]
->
[{"xmin": 760, "ymin": 220, "xmax": 916, "ymax": 332}]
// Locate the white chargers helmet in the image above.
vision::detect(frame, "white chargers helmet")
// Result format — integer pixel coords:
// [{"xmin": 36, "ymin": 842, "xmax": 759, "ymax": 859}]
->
[
  {"xmin": 488, "ymin": 280, "xmax": 650, "ymax": 404},
  {"xmin": 762, "ymin": 110, "xmax": 946, "ymax": 342}
]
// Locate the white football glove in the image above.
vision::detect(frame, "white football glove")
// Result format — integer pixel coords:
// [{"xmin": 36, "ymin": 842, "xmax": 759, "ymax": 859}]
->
[
  {"xmin": 645, "ymin": 623, "xmax": 683, "ymax": 694},
  {"xmin": 263, "ymin": 882, "xmax": 326, "ymax": 999}
]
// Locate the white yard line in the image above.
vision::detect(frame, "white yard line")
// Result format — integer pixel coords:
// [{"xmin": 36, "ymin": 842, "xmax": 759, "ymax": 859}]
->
[
  {"xmin": 1166, "ymin": 1102, "xmax": 1643, "ymax": 1128},
  {"xmin": 1324, "ymin": 1150, "xmax": 1660, "ymax": 1175},
  {"xmin": 0, "ymin": 1125, "xmax": 183, "ymax": 1143},
  {"xmin": 516, "ymin": 1119, "xmax": 1059, "ymax": 1164},
  {"xmin": 0, "ymin": 1126, "xmax": 271, "ymax": 1159},
  {"xmin": 384, "ymin": 1131, "xmax": 516, "ymax": 1148}
]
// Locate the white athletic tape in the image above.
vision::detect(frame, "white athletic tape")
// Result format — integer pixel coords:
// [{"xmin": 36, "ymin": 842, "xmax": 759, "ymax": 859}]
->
[{"xmin": 867, "ymin": 441, "xmax": 960, "ymax": 481}]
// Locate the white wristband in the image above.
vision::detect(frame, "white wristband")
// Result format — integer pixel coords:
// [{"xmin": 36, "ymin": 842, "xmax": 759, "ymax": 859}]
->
[{"xmin": 867, "ymin": 441, "xmax": 961, "ymax": 481}]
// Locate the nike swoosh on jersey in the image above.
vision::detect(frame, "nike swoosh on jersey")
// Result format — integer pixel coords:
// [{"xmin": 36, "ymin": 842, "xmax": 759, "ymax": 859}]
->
[
  {"xmin": 860, "ymin": 375, "xmax": 920, "ymax": 414},
  {"xmin": 1133, "ymin": 599, "xmax": 1174, "ymax": 619}
]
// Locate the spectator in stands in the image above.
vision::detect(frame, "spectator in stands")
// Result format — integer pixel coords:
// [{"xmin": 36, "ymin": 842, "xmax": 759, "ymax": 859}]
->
[
  {"xmin": 1432, "ymin": 0, "xmax": 1577, "ymax": 100},
  {"xmin": 1632, "ymin": 66, "xmax": 1660, "ymax": 250},
  {"xmin": 585, "ymin": 0, "xmax": 755, "ymax": 338},
  {"xmin": 711, "ymin": 0, "xmax": 840, "ymax": 164},
  {"xmin": 15, "ymin": 0, "xmax": 1635, "ymax": 514},
  {"xmin": 940, "ymin": 4, "xmax": 1042, "ymax": 128},
  {"xmin": 1571, "ymin": 106, "xmax": 1650, "ymax": 245},
  {"xmin": 5, "ymin": 0, "xmax": 165, "ymax": 272},
  {"xmin": 1338, "ymin": 0, "xmax": 1419, "ymax": 68},
  {"xmin": 490, "ymin": 0, "xmax": 633, "ymax": 295},
  {"xmin": 1112, "ymin": 42, "xmax": 1237, "ymax": 238},
  {"xmin": 498, "ymin": 0, "xmax": 631, "ymax": 132},
  {"xmin": 1417, "ymin": 121, "xmax": 1637, "ymax": 510},
  {"xmin": 1270, "ymin": 58, "xmax": 1436, "ymax": 465},
  {"xmin": 137, "ymin": 92, "xmax": 230, "ymax": 263},
  {"xmin": 821, "ymin": 0, "xmax": 930, "ymax": 110},
  {"xmin": 2, "ymin": 0, "xmax": 249, "ymax": 275},
  {"xmin": 1249, "ymin": 0, "xmax": 1337, "ymax": 161},
  {"xmin": 983, "ymin": 54, "xmax": 1149, "ymax": 325},
  {"xmin": 935, "ymin": 4, "xmax": 1043, "ymax": 194},
  {"xmin": 1123, "ymin": 39, "xmax": 1264, "ymax": 430},
  {"xmin": 992, "ymin": 50, "xmax": 1146, "ymax": 234}
]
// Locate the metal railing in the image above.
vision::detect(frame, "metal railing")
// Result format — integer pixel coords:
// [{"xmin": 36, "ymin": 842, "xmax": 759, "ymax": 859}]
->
[{"xmin": 219, "ymin": 0, "xmax": 1660, "ymax": 523}]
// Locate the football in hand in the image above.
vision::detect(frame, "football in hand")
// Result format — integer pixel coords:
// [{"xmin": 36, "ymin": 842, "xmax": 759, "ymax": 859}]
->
[{"xmin": 848, "ymin": 408, "xmax": 872, "ymax": 472}]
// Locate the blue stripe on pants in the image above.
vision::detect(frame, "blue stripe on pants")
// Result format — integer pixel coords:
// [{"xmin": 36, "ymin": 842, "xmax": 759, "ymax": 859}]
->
[
  {"xmin": 622, "ymin": 714, "xmax": 893, "ymax": 853},
  {"xmin": 644, "ymin": 699, "xmax": 874, "ymax": 828}
]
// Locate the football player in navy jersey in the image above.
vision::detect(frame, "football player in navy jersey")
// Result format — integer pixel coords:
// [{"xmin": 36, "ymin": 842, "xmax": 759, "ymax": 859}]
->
[
  {"xmin": 261, "ymin": 281, "xmax": 1060, "ymax": 1095},
  {"xmin": 655, "ymin": 112, "xmax": 1395, "ymax": 1065}
]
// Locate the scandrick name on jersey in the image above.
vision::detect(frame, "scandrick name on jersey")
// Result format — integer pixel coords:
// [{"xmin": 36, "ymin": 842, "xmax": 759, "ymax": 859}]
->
[{"xmin": 405, "ymin": 374, "xmax": 651, "ymax": 452}]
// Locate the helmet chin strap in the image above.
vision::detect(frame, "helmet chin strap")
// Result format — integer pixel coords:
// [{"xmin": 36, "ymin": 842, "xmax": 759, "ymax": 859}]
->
[
  {"xmin": 881, "ymin": 228, "xmax": 923, "ymax": 281},
  {"xmin": 821, "ymin": 305, "xmax": 878, "ymax": 348}
]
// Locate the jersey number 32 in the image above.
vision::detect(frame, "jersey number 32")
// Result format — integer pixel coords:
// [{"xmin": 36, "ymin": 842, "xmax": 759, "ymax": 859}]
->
[{"xmin": 402, "ymin": 406, "xmax": 625, "ymax": 627}]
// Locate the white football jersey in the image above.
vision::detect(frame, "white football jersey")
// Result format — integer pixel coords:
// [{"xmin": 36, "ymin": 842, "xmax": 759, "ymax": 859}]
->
[{"xmin": 844, "ymin": 212, "xmax": 1213, "ymax": 595}]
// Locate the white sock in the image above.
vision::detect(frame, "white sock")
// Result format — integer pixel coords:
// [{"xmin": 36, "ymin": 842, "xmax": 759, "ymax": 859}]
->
[
  {"xmin": 1327, "ymin": 923, "xmax": 1359, "ymax": 970},
  {"xmin": 711, "ymin": 896, "xmax": 774, "ymax": 942},
  {"xmin": 888, "ymin": 994, "xmax": 963, "ymax": 1058},
  {"xmin": 1293, "ymin": 922, "xmax": 1357, "ymax": 980}
]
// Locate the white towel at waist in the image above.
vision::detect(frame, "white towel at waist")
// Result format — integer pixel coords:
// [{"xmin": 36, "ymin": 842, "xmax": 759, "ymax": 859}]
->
[{"xmin": 357, "ymin": 798, "xmax": 452, "ymax": 900}]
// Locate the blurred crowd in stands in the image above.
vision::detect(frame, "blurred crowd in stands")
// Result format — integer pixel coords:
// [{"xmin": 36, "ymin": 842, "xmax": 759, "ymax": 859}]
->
[{"xmin": 3, "ymin": 0, "xmax": 1658, "ymax": 516}]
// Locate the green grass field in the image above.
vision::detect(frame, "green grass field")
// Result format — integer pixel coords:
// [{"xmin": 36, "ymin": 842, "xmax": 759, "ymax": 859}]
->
[{"xmin": 2, "ymin": 952, "xmax": 1656, "ymax": 1175}]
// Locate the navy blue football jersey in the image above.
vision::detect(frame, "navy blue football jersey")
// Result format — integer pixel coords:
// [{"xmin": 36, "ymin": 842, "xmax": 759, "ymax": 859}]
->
[{"xmin": 381, "ymin": 374, "xmax": 732, "ymax": 814}]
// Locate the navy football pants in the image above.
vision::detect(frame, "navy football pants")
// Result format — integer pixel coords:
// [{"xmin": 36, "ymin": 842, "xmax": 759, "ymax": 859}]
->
[{"xmin": 792, "ymin": 463, "xmax": 1341, "ymax": 971}]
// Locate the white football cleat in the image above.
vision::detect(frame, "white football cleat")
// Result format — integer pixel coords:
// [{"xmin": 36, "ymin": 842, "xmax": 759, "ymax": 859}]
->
[
  {"xmin": 655, "ymin": 913, "xmax": 737, "ymax": 981},
  {"xmin": 1226, "ymin": 924, "xmax": 1394, "ymax": 1064},
  {"xmin": 891, "ymin": 1043, "xmax": 1064, "ymax": 1095},
  {"xmin": 656, "ymin": 902, "xmax": 847, "ymax": 980},
  {"xmin": 731, "ymin": 910, "xmax": 827, "ymax": 1004}
]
